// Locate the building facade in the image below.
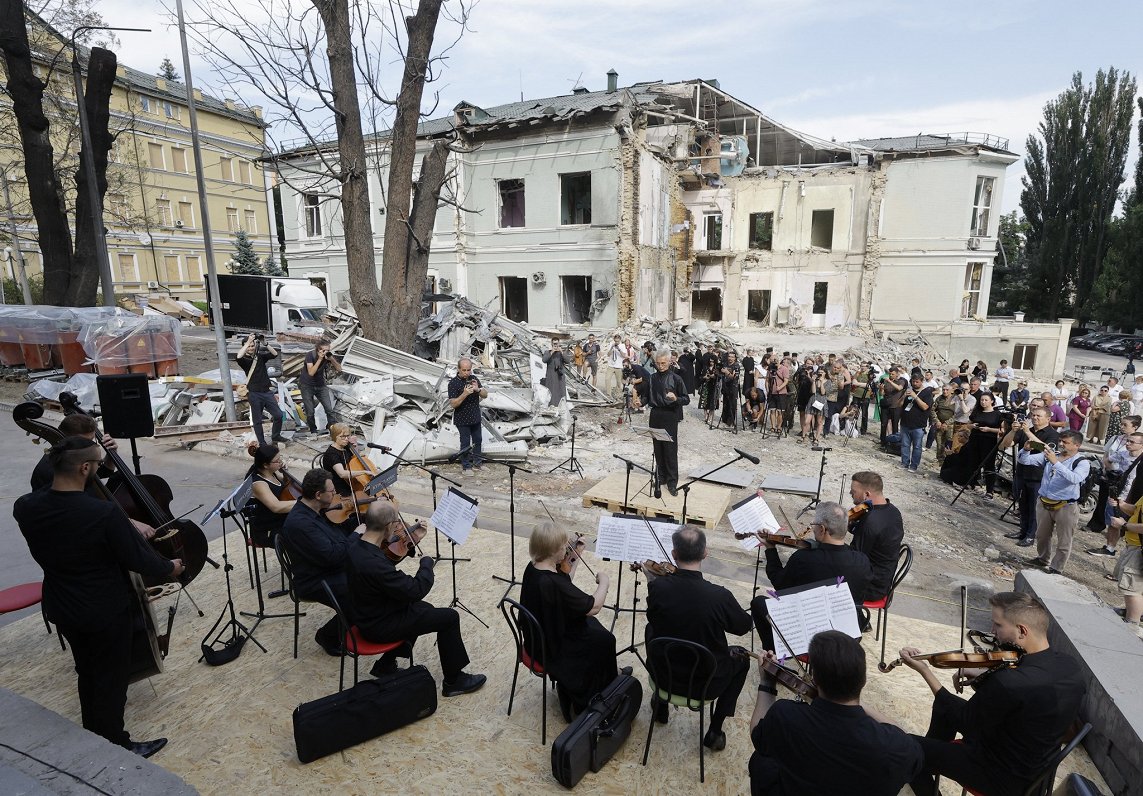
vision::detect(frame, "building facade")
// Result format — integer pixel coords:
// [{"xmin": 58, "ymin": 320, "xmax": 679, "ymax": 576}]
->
[{"xmin": 0, "ymin": 12, "xmax": 273, "ymax": 302}]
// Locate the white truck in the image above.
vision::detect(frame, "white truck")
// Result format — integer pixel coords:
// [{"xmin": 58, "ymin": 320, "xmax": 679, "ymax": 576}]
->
[{"xmin": 211, "ymin": 274, "xmax": 331, "ymax": 335}]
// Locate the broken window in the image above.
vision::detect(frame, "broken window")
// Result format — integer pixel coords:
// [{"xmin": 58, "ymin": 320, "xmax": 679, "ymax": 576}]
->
[
  {"xmin": 499, "ymin": 276, "xmax": 529, "ymax": 322},
  {"xmin": 812, "ymin": 281, "xmax": 828, "ymax": 314},
  {"xmin": 704, "ymin": 214, "xmax": 723, "ymax": 250},
  {"xmin": 747, "ymin": 289, "xmax": 771, "ymax": 323},
  {"xmin": 1012, "ymin": 344, "xmax": 1037, "ymax": 370},
  {"xmin": 810, "ymin": 210, "xmax": 833, "ymax": 250},
  {"xmin": 303, "ymin": 193, "xmax": 322, "ymax": 237},
  {"xmin": 691, "ymin": 288, "xmax": 723, "ymax": 322},
  {"xmin": 171, "ymin": 147, "xmax": 188, "ymax": 173},
  {"xmin": 560, "ymin": 275, "xmax": 592, "ymax": 323},
  {"xmin": 498, "ymin": 178, "xmax": 525, "ymax": 228},
  {"xmin": 560, "ymin": 172, "xmax": 592, "ymax": 225},
  {"xmin": 748, "ymin": 212, "xmax": 773, "ymax": 250},
  {"xmin": 962, "ymin": 262, "xmax": 984, "ymax": 318},
  {"xmin": 219, "ymin": 157, "xmax": 234, "ymax": 181},
  {"xmin": 970, "ymin": 176, "xmax": 994, "ymax": 237}
]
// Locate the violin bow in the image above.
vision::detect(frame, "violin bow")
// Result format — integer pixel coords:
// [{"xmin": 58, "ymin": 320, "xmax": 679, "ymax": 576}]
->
[
  {"xmin": 640, "ymin": 513, "xmax": 675, "ymax": 567},
  {"xmin": 765, "ymin": 614, "xmax": 811, "ymax": 678},
  {"xmin": 776, "ymin": 504, "xmax": 807, "ymax": 541},
  {"xmin": 542, "ymin": 501, "xmax": 596, "ymax": 578}
]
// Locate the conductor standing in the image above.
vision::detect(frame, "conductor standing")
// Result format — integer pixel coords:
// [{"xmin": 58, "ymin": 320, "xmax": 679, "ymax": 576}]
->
[{"xmin": 648, "ymin": 350, "xmax": 690, "ymax": 496}]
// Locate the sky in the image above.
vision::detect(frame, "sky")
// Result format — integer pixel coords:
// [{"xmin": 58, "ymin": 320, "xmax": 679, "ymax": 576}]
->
[{"xmin": 96, "ymin": 0, "xmax": 1143, "ymax": 213}]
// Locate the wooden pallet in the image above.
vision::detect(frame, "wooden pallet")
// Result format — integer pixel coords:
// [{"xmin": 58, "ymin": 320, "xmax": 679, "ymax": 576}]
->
[{"xmin": 581, "ymin": 471, "xmax": 733, "ymax": 530}]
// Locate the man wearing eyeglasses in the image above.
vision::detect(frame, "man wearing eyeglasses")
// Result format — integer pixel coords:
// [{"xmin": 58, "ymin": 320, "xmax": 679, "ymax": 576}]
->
[
  {"xmin": 280, "ymin": 468, "xmax": 355, "ymax": 656},
  {"xmin": 14, "ymin": 436, "xmax": 184, "ymax": 759},
  {"xmin": 1088, "ymin": 428, "xmax": 1143, "ymax": 558}
]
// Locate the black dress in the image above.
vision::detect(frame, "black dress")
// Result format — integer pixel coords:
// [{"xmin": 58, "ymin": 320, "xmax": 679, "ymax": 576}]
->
[
  {"xmin": 698, "ymin": 362, "xmax": 720, "ymax": 411},
  {"xmin": 940, "ymin": 408, "xmax": 1002, "ymax": 489},
  {"xmin": 742, "ymin": 356, "xmax": 756, "ymax": 394},
  {"xmin": 720, "ymin": 362, "xmax": 741, "ymax": 425},
  {"xmin": 519, "ymin": 563, "xmax": 617, "ymax": 712},
  {"xmin": 678, "ymin": 351, "xmax": 697, "ymax": 395},
  {"xmin": 245, "ymin": 473, "xmax": 290, "ymax": 546}
]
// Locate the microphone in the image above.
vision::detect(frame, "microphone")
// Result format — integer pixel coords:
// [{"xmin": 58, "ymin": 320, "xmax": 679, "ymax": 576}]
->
[
  {"xmin": 448, "ymin": 444, "xmax": 473, "ymax": 463},
  {"xmin": 811, "ymin": 446, "xmax": 833, "ymax": 452},
  {"xmin": 734, "ymin": 447, "xmax": 760, "ymax": 465},
  {"xmin": 365, "ymin": 443, "xmax": 392, "ymax": 453}
]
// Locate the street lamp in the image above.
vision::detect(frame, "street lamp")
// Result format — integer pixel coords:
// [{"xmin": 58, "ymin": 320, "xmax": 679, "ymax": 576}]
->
[{"xmin": 70, "ymin": 25, "xmax": 150, "ymax": 307}]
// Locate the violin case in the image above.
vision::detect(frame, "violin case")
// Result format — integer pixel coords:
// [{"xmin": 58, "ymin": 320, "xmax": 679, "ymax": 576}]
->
[
  {"xmin": 551, "ymin": 673, "xmax": 642, "ymax": 788},
  {"xmin": 293, "ymin": 664, "xmax": 437, "ymax": 763}
]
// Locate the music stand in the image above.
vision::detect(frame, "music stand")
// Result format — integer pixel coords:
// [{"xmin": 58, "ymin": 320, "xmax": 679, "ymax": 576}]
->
[
  {"xmin": 595, "ymin": 513, "xmax": 678, "ymax": 658},
  {"xmin": 549, "ymin": 415, "xmax": 585, "ymax": 478},
  {"xmin": 379, "ymin": 451, "xmax": 469, "ymax": 562},
  {"xmin": 797, "ymin": 446, "xmax": 831, "ymax": 517},
  {"xmin": 431, "ymin": 487, "xmax": 487, "ymax": 628},
  {"xmin": 607, "ymin": 453, "xmax": 656, "ymax": 627},
  {"xmin": 484, "ymin": 458, "xmax": 533, "ymax": 599},
  {"xmin": 198, "ymin": 489, "xmax": 267, "ymax": 662},
  {"xmin": 629, "ymin": 425, "xmax": 670, "ymax": 500}
]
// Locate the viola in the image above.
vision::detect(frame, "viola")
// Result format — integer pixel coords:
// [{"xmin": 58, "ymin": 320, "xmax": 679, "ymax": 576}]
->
[
  {"xmin": 58, "ymin": 392, "xmax": 209, "ymax": 586},
  {"xmin": 734, "ymin": 530, "xmax": 811, "ymax": 550},
  {"xmin": 323, "ymin": 494, "xmax": 384, "ymax": 525},
  {"xmin": 629, "ymin": 559, "xmax": 677, "ymax": 577},
  {"xmin": 733, "ymin": 648, "xmax": 817, "ymax": 701},
  {"xmin": 848, "ymin": 500, "xmax": 873, "ymax": 525},
  {"xmin": 385, "ymin": 520, "xmax": 427, "ymax": 563}
]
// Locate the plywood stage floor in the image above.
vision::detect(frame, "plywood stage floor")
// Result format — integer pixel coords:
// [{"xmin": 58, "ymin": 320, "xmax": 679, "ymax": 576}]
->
[{"xmin": 0, "ymin": 524, "xmax": 1107, "ymax": 795}]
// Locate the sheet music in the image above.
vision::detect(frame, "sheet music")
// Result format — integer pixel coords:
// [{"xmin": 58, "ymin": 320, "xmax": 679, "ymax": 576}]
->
[
  {"xmin": 764, "ymin": 579, "xmax": 861, "ymax": 658},
  {"xmin": 727, "ymin": 494, "xmax": 781, "ymax": 551},
  {"xmin": 430, "ymin": 487, "xmax": 479, "ymax": 545},
  {"xmin": 594, "ymin": 515, "xmax": 679, "ymax": 564}
]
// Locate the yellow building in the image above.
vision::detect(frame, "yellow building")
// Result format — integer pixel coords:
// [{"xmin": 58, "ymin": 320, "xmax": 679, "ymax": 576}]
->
[{"xmin": 0, "ymin": 11, "xmax": 273, "ymax": 302}]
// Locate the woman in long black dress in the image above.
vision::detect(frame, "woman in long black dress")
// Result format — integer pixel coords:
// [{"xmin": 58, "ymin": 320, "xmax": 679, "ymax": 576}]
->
[
  {"xmin": 940, "ymin": 392, "xmax": 1004, "ymax": 492},
  {"xmin": 678, "ymin": 347, "xmax": 697, "ymax": 396},
  {"xmin": 244, "ymin": 443, "xmax": 297, "ymax": 546},
  {"xmin": 720, "ymin": 351, "xmax": 742, "ymax": 428},
  {"xmin": 742, "ymin": 349, "xmax": 756, "ymax": 395},
  {"xmin": 520, "ymin": 522, "xmax": 616, "ymax": 721},
  {"xmin": 698, "ymin": 358, "xmax": 720, "ymax": 424}
]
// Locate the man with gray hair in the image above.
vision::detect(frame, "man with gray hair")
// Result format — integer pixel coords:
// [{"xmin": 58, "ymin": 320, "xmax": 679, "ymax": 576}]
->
[
  {"xmin": 647, "ymin": 350, "xmax": 690, "ymax": 496},
  {"xmin": 750, "ymin": 501, "xmax": 873, "ymax": 651},
  {"xmin": 447, "ymin": 357, "xmax": 488, "ymax": 474}
]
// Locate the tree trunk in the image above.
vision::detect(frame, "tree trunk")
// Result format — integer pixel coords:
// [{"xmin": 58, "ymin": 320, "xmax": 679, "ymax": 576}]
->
[
  {"xmin": 0, "ymin": 0, "xmax": 74, "ymax": 305},
  {"xmin": 313, "ymin": 0, "xmax": 380, "ymax": 339},
  {"xmin": 68, "ymin": 47, "xmax": 116, "ymax": 306},
  {"xmin": 377, "ymin": 0, "xmax": 445, "ymax": 352}
]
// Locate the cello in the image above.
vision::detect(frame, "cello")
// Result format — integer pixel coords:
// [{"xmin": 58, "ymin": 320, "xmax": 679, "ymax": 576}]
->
[
  {"xmin": 57, "ymin": 392, "xmax": 210, "ymax": 586},
  {"xmin": 13, "ymin": 401, "xmax": 173, "ymax": 682}
]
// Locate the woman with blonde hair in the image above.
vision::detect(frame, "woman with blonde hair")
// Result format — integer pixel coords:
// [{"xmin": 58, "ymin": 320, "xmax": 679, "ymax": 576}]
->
[
  {"xmin": 520, "ymin": 522, "xmax": 617, "ymax": 721},
  {"xmin": 1089, "ymin": 385, "xmax": 1113, "ymax": 443}
]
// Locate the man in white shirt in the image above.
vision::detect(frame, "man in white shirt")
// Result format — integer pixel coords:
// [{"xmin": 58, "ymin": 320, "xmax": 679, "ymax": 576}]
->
[
  {"xmin": 1132, "ymin": 375, "xmax": 1143, "ymax": 406},
  {"xmin": 993, "ymin": 360, "xmax": 1015, "ymax": 406},
  {"xmin": 923, "ymin": 370, "xmax": 942, "ymax": 392},
  {"xmin": 602, "ymin": 334, "xmax": 626, "ymax": 398}
]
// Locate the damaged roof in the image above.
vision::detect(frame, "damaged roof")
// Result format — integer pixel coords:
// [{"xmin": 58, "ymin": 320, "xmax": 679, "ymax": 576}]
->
[{"xmin": 851, "ymin": 132, "xmax": 1014, "ymax": 155}]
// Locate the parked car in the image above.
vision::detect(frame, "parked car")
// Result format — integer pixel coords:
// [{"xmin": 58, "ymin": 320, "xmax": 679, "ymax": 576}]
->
[
  {"xmin": 1098, "ymin": 336, "xmax": 1143, "ymax": 354},
  {"xmin": 1069, "ymin": 331, "xmax": 1106, "ymax": 348},
  {"xmin": 1077, "ymin": 333, "xmax": 1130, "ymax": 350}
]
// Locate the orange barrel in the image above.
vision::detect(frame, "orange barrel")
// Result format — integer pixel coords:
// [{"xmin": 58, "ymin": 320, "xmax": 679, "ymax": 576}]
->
[
  {"xmin": 95, "ymin": 333, "xmax": 130, "ymax": 375},
  {"xmin": 0, "ymin": 342, "xmax": 23, "ymax": 366},
  {"xmin": 126, "ymin": 331, "xmax": 156, "ymax": 378},
  {"xmin": 18, "ymin": 332, "xmax": 53, "ymax": 370},
  {"xmin": 151, "ymin": 328, "xmax": 179, "ymax": 376},
  {"xmin": 56, "ymin": 331, "xmax": 94, "ymax": 376}
]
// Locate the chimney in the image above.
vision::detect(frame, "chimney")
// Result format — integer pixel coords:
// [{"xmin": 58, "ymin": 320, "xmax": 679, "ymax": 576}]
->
[{"xmin": 606, "ymin": 69, "xmax": 618, "ymax": 94}]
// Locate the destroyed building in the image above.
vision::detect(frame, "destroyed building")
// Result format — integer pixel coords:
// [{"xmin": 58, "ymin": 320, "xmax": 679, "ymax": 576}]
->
[{"xmin": 273, "ymin": 74, "xmax": 1069, "ymax": 377}]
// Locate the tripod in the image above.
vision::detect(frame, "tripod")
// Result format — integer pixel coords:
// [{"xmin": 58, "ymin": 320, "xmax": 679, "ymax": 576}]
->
[
  {"xmin": 235, "ymin": 511, "xmax": 295, "ymax": 634},
  {"xmin": 797, "ymin": 445, "xmax": 831, "ymax": 517},
  {"xmin": 486, "ymin": 459, "xmax": 532, "ymax": 599},
  {"xmin": 446, "ymin": 537, "xmax": 487, "ymax": 628},
  {"xmin": 549, "ymin": 415, "xmax": 585, "ymax": 478},
  {"xmin": 200, "ymin": 508, "xmax": 266, "ymax": 663},
  {"xmin": 606, "ymin": 455, "xmax": 655, "ymax": 631}
]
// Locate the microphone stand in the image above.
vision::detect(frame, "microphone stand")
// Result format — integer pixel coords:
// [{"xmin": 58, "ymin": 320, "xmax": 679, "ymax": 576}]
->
[
  {"xmin": 607, "ymin": 455, "xmax": 655, "ymax": 630},
  {"xmin": 798, "ymin": 446, "xmax": 831, "ymax": 517},
  {"xmin": 673, "ymin": 450, "xmax": 755, "ymax": 526},
  {"xmin": 484, "ymin": 458, "xmax": 532, "ymax": 599},
  {"xmin": 549, "ymin": 415, "xmax": 585, "ymax": 478},
  {"xmin": 200, "ymin": 507, "xmax": 267, "ymax": 662}
]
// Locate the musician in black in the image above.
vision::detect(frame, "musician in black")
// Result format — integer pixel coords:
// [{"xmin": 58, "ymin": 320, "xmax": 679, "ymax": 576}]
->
[
  {"xmin": 900, "ymin": 591, "xmax": 1086, "ymax": 796},
  {"xmin": 13, "ymin": 436, "xmax": 184, "ymax": 758},
  {"xmin": 280, "ymin": 468, "xmax": 354, "ymax": 656},
  {"xmin": 847, "ymin": 471, "xmax": 904, "ymax": 602},
  {"xmin": 645, "ymin": 526, "xmax": 753, "ymax": 752},
  {"xmin": 244, "ymin": 443, "xmax": 296, "ymax": 546},
  {"xmin": 749, "ymin": 630, "xmax": 923, "ymax": 796},
  {"xmin": 647, "ymin": 350, "xmax": 690, "ymax": 496},
  {"xmin": 750, "ymin": 502, "xmax": 872, "ymax": 649}
]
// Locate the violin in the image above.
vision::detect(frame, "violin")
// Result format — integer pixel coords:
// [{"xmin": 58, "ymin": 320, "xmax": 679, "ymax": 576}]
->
[
  {"xmin": 385, "ymin": 520, "xmax": 427, "ymax": 563},
  {"xmin": 879, "ymin": 648, "xmax": 1020, "ymax": 674},
  {"xmin": 629, "ymin": 559, "xmax": 677, "ymax": 577},
  {"xmin": 323, "ymin": 494, "xmax": 385, "ymax": 525},
  {"xmin": 848, "ymin": 500, "xmax": 872, "ymax": 525},
  {"xmin": 558, "ymin": 533, "xmax": 596, "ymax": 577},
  {"xmin": 733, "ymin": 648, "xmax": 817, "ymax": 701},
  {"xmin": 734, "ymin": 530, "xmax": 811, "ymax": 550}
]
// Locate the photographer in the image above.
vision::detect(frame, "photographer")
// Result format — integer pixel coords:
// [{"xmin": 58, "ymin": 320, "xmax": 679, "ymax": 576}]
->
[
  {"xmin": 1000, "ymin": 407, "xmax": 1060, "ymax": 546},
  {"xmin": 767, "ymin": 357, "xmax": 789, "ymax": 433},
  {"xmin": 879, "ymin": 366, "xmax": 908, "ymax": 444},
  {"xmin": 237, "ymin": 333, "xmax": 284, "ymax": 446},
  {"xmin": 448, "ymin": 357, "xmax": 488, "ymax": 473},
  {"xmin": 298, "ymin": 341, "xmax": 341, "ymax": 437}
]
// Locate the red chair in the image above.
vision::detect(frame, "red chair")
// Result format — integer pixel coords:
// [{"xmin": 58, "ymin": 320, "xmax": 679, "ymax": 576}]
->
[
  {"xmin": 321, "ymin": 580, "xmax": 411, "ymax": 692},
  {"xmin": 935, "ymin": 722, "xmax": 1091, "ymax": 796},
  {"xmin": 862, "ymin": 544, "xmax": 913, "ymax": 669},
  {"xmin": 0, "ymin": 581, "xmax": 61, "ymax": 649},
  {"xmin": 499, "ymin": 597, "xmax": 554, "ymax": 744}
]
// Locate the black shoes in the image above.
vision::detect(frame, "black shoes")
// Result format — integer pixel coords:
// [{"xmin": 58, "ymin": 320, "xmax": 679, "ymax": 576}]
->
[
  {"xmin": 316, "ymin": 632, "xmax": 344, "ymax": 657},
  {"xmin": 667, "ymin": 483, "xmax": 679, "ymax": 497},
  {"xmin": 1027, "ymin": 556, "xmax": 1049, "ymax": 567},
  {"xmin": 128, "ymin": 737, "xmax": 167, "ymax": 758},
  {"xmin": 1016, "ymin": 538, "xmax": 1035, "ymax": 547},
  {"xmin": 702, "ymin": 728, "xmax": 727, "ymax": 751},
  {"xmin": 620, "ymin": 666, "xmax": 633, "ymax": 676},
  {"xmin": 271, "ymin": 436, "xmax": 289, "ymax": 444},
  {"xmin": 370, "ymin": 657, "xmax": 399, "ymax": 678},
  {"xmin": 442, "ymin": 672, "xmax": 487, "ymax": 697},
  {"xmin": 1003, "ymin": 531, "xmax": 1024, "ymax": 540}
]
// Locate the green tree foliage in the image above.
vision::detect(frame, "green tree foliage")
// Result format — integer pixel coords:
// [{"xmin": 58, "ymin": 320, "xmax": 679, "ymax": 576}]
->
[
  {"xmin": 227, "ymin": 230, "xmax": 263, "ymax": 274},
  {"xmin": 1020, "ymin": 68, "xmax": 1137, "ymax": 322},
  {"xmin": 157, "ymin": 57, "xmax": 179, "ymax": 82},
  {"xmin": 990, "ymin": 211, "xmax": 1030, "ymax": 316}
]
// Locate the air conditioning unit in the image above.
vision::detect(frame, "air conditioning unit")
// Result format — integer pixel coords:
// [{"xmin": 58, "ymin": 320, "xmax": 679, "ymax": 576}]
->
[
  {"xmin": 146, "ymin": 281, "xmax": 159, "ymax": 289},
  {"xmin": 967, "ymin": 237, "xmax": 981, "ymax": 250},
  {"xmin": 531, "ymin": 271, "xmax": 546, "ymax": 286},
  {"xmin": 438, "ymin": 278, "xmax": 452, "ymax": 293},
  {"xmin": 174, "ymin": 220, "xmax": 184, "ymax": 228}
]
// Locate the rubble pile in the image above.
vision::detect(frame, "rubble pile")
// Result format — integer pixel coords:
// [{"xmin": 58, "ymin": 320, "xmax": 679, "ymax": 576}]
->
[{"xmin": 601, "ymin": 315, "xmax": 739, "ymax": 353}]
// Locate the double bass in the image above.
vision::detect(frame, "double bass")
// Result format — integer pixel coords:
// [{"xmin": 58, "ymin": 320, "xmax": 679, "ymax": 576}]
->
[
  {"xmin": 58, "ymin": 392, "xmax": 209, "ymax": 586},
  {"xmin": 13, "ymin": 401, "xmax": 172, "ymax": 682}
]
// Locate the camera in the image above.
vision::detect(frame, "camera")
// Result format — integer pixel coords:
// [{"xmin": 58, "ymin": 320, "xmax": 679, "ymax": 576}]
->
[{"xmin": 254, "ymin": 333, "xmax": 265, "ymax": 342}]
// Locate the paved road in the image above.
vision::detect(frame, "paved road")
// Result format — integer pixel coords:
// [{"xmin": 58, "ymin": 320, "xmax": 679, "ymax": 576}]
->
[
  {"xmin": 0, "ymin": 407, "xmax": 250, "ymax": 628},
  {"xmin": 1063, "ymin": 343, "xmax": 1137, "ymax": 381}
]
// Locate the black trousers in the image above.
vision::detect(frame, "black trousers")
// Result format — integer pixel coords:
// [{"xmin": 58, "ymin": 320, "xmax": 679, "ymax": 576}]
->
[
  {"xmin": 248, "ymin": 389, "xmax": 283, "ymax": 445},
  {"xmin": 361, "ymin": 604, "xmax": 470, "ymax": 680},
  {"xmin": 880, "ymin": 404, "xmax": 902, "ymax": 441},
  {"xmin": 910, "ymin": 692, "xmax": 1023, "ymax": 796},
  {"xmin": 646, "ymin": 627, "xmax": 748, "ymax": 721},
  {"xmin": 650, "ymin": 407, "xmax": 680, "ymax": 490},
  {"xmin": 59, "ymin": 612, "xmax": 133, "ymax": 747},
  {"xmin": 300, "ymin": 573, "xmax": 353, "ymax": 651}
]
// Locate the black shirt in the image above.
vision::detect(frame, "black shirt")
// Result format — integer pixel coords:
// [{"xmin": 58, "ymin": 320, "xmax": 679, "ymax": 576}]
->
[
  {"xmin": 647, "ymin": 369, "xmax": 689, "ymax": 417},
  {"xmin": 13, "ymin": 489, "xmax": 174, "ymax": 629},
  {"xmin": 901, "ymin": 386, "xmax": 934, "ymax": 429},
  {"xmin": 849, "ymin": 502, "xmax": 904, "ymax": 600},
  {"xmin": 321, "ymin": 445, "xmax": 353, "ymax": 497},
  {"xmin": 280, "ymin": 500, "xmax": 351, "ymax": 597},
  {"xmin": 448, "ymin": 375, "xmax": 482, "ymax": 426},
  {"xmin": 628, "ymin": 363, "xmax": 652, "ymax": 405},
  {"xmin": 346, "ymin": 536, "xmax": 434, "ymax": 637},
  {"xmin": 764, "ymin": 544, "xmax": 873, "ymax": 624},
  {"xmin": 519, "ymin": 562, "xmax": 595, "ymax": 665},
  {"xmin": 1013, "ymin": 425, "xmax": 1059, "ymax": 481},
  {"xmin": 750, "ymin": 697, "xmax": 923, "ymax": 796},
  {"xmin": 646, "ymin": 568, "xmax": 752, "ymax": 663},
  {"xmin": 245, "ymin": 473, "xmax": 290, "ymax": 543},
  {"xmin": 237, "ymin": 349, "xmax": 275, "ymax": 393},
  {"xmin": 298, "ymin": 349, "xmax": 328, "ymax": 388}
]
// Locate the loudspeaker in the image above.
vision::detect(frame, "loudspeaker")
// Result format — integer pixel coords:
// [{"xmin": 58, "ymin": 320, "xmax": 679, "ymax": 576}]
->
[{"xmin": 97, "ymin": 374, "xmax": 155, "ymax": 439}]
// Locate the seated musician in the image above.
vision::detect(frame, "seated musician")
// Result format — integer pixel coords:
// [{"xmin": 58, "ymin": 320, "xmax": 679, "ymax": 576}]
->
[
  {"xmin": 645, "ymin": 526, "xmax": 753, "ymax": 752},
  {"xmin": 749, "ymin": 630, "xmax": 923, "ymax": 796},
  {"xmin": 30, "ymin": 413, "xmax": 155, "ymax": 539},
  {"xmin": 280, "ymin": 468, "xmax": 355, "ymax": 656},
  {"xmin": 847, "ymin": 471, "xmax": 903, "ymax": 602},
  {"xmin": 347, "ymin": 502, "xmax": 486, "ymax": 696},
  {"xmin": 321, "ymin": 423, "xmax": 357, "ymax": 500},
  {"xmin": 750, "ymin": 502, "xmax": 872, "ymax": 650},
  {"xmin": 520, "ymin": 522, "xmax": 617, "ymax": 721},
  {"xmin": 900, "ymin": 591, "xmax": 1087, "ymax": 796},
  {"xmin": 14, "ymin": 436, "xmax": 184, "ymax": 758},
  {"xmin": 244, "ymin": 443, "xmax": 296, "ymax": 546}
]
